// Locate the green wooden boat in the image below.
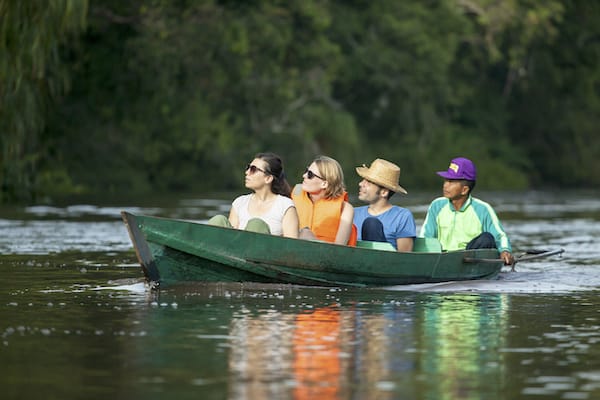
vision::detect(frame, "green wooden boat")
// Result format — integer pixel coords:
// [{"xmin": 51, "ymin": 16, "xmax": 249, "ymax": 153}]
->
[{"xmin": 121, "ymin": 211, "xmax": 504, "ymax": 288}]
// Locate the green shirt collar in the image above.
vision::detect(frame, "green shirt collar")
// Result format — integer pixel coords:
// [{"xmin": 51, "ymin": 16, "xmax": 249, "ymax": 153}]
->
[{"xmin": 447, "ymin": 195, "xmax": 472, "ymax": 212}]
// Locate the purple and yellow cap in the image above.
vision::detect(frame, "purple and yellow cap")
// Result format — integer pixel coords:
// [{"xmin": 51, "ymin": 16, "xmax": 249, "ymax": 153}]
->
[{"xmin": 436, "ymin": 157, "xmax": 477, "ymax": 181}]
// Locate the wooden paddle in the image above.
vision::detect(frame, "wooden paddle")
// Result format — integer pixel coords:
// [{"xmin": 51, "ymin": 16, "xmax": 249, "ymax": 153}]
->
[{"xmin": 464, "ymin": 248, "xmax": 565, "ymax": 271}]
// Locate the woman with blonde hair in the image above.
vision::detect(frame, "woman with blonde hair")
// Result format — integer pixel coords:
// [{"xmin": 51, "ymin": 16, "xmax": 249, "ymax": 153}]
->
[{"xmin": 291, "ymin": 155, "xmax": 356, "ymax": 245}]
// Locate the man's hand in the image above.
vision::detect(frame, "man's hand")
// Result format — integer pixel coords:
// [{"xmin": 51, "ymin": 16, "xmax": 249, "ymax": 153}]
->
[{"xmin": 501, "ymin": 250, "xmax": 514, "ymax": 266}]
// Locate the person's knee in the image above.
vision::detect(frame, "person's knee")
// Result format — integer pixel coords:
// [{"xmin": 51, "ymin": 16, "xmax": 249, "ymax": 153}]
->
[
  {"xmin": 363, "ymin": 217, "xmax": 382, "ymax": 231},
  {"xmin": 362, "ymin": 217, "xmax": 386, "ymax": 242},
  {"xmin": 466, "ymin": 232, "xmax": 496, "ymax": 249},
  {"xmin": 245, "ymin": 218, "xmax": 271, "ymax": 234},
  {"xmin": 479, "ymin": 232, "xmax": 496, "ymax": 247},
  {"xmin": 299, "ymin": 227, "xmax": 317, "ymax": 240},
  {"xmin": 207, "ymin": 215, "xmax": 231, "ymax": 228}
]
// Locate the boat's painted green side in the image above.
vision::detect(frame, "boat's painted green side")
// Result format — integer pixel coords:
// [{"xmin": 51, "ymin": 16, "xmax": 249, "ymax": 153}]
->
[{"xmin": 121, "ymin": 211, "xmax": 503, "ymax": 288}]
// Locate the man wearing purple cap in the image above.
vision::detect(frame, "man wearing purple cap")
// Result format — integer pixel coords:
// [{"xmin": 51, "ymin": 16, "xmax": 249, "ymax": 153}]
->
[{"xmin": 420, "ymin": 157, "xmax": 514, "ymax": 265}]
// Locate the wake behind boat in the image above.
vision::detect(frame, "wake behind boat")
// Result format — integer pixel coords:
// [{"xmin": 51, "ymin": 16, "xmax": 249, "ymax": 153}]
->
[{"xmin": 121, "ymin": 211, "xmax": 505, "ymax": 288}]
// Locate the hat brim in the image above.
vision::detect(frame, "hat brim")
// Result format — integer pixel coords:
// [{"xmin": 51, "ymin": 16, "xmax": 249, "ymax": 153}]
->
[
  {"xmin": 356, "ymin": 166, "xmax": 408, "ymax": 194},
  {"xmin": 436, "ymin": 171, "xmax": 475, "ymax": 180},
  {"xmin": 436, "ymin": 171, "xmax": 457, "ymax": 179}
]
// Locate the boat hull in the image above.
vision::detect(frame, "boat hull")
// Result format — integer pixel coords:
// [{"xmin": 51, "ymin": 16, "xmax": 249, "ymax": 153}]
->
[{"xmin": 122, "ymin": 211, "xmax": 503, "ymax": 288}]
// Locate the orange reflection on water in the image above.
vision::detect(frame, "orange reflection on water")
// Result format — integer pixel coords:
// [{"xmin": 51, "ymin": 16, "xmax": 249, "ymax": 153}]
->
[
  {"xmin": 292, "ymin": 306, "xmax": 343, "ymax": 399},
  {"xmin": 228, "ymin": 304, "xmax": 398, "ymax": 399}
]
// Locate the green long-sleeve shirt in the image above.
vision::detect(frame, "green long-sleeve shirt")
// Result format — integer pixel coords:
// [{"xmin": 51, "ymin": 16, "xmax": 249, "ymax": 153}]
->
[{"xmin": 420, "ymin": 195, "xmax": 512, "ymax": 252}]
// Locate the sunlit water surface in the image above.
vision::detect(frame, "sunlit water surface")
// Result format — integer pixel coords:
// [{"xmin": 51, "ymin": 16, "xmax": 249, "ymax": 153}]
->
[{"xmin": 1, "ymin": 190, "xmax": 600, "ymax": 399}]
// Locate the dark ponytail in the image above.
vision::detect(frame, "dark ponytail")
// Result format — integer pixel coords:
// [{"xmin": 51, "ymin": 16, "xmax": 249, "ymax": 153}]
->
[{"xmin": 255, "ymin": 152, "xmax": 292, "ymax": 197}]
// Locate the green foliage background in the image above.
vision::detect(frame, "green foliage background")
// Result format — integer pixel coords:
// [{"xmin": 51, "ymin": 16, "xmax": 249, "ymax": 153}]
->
[{"xmin": 2, "ymin": 0, "xmax": 599, "ymax": 203}]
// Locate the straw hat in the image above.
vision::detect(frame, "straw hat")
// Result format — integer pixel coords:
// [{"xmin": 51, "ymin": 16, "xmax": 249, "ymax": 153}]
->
[{"xmin": 356, "ymin": 158, "xmax": 407, "ymax": 194}]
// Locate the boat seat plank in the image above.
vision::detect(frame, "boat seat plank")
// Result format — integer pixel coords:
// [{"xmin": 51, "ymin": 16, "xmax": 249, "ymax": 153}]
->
[
  {"xmin": 357, "ymin": 237, "xmax": 442, "ymax": 253},
  {"xmin": 413, "ymin": 237, "xmax": 442, "ymax": 253}
]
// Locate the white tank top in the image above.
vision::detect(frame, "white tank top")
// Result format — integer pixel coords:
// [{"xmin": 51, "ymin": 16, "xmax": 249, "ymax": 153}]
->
[{"xmin": 232, "ymin": 194, "xmax": 295, "ymax": 235}]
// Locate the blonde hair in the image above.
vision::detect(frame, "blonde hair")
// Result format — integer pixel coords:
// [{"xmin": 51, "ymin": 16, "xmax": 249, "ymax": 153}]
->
[{"xmin": 313, "ymin": 155, "xmax": 346, "ymax": 199}]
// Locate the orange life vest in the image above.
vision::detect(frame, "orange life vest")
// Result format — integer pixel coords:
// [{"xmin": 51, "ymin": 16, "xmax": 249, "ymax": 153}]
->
[{"xmin": 292, "ymin": 184, "xmax": 357, "ymax": 246}]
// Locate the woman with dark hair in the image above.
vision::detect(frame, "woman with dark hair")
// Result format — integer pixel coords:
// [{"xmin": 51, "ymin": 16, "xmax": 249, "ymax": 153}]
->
[{"xmin": 208, "ymin": 152, "xmax": 299, "ymax": 238}]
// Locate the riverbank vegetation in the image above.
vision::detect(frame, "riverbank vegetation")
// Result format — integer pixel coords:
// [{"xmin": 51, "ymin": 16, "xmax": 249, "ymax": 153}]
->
[{"xmin": 2, "ymin": 0, "xmax": 599, "ymax": 203}]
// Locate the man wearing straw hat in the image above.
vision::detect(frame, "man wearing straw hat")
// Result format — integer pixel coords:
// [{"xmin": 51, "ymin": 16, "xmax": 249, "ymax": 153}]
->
[{"xmin": 354, "ymin": 159, "xmax": 416, "ymax": 251}]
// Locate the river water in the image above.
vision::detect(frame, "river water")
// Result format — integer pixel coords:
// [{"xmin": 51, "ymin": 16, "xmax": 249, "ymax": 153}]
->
[{"xmin": 1, "ymin": 190, "xmax": 600, "ymax": 399}]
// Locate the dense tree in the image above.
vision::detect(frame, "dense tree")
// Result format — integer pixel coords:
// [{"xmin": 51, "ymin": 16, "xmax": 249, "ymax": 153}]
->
[
  {"xmin": 2, "ymin": 0, "xmax": 598, "ymax": 203},
  {"xmin": 507, "ymin": 1, "xmax": 600, "ymax": 187},
  {"xmin": 48, "ymin": 0, "xmax": 359, "ymax": 196},
  {"xmin": 0, "ymin": 0, "xmax": 88, "ymax": 202}
]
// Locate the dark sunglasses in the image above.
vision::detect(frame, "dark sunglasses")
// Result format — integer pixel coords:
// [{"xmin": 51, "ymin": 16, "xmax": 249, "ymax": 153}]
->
[
  {"xmin": 304, "ymin": 168, "xmax": 325, "ymax": 180},
  {"xmin": 246, "ymin": 164, "xmax": 270, "ymax": 175}
]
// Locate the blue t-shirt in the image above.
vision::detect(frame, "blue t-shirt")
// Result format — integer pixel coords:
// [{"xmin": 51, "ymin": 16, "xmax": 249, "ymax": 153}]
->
[{"xmin": 353, "ymin": 206, "xmax": 416, "ymax": 249}]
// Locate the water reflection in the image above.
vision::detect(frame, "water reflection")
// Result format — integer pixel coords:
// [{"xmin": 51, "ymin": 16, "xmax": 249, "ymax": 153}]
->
[
  {"xmin": 3, "ymin": 274, "xmax": 600, "ymax": 399},
  {"xmin": 229, "ymin": 310, "xmax": 296, "ymax": 398},
  {"xmin": 225, "ymin": 293, "xmax": 512, "ymax": 399},
  {"xmin": 421, "ymin": 295, "xmax": 509, "ymax": 400},
  {"xmin": 228, "ymin": 306, "xmax": 349, "ymax": 399},
  {"xmin": 292, "ymin": 307, "xmax": 345, "ymax": 399}
]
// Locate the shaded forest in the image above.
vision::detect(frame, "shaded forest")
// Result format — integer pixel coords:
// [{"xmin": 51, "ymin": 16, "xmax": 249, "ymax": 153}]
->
[{"xmin": 2, "ymin": 0, "xmax": 600, "ymax": 203}]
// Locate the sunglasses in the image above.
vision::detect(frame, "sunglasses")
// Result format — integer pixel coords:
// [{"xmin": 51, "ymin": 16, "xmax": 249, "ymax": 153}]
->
[
  {"xmin": 246, "ymin": 164, "xmax": 270, "ymax": 175},
  {"xmin": 304, "ymin": 168, "xmax": 325, "ymax": 180}
]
